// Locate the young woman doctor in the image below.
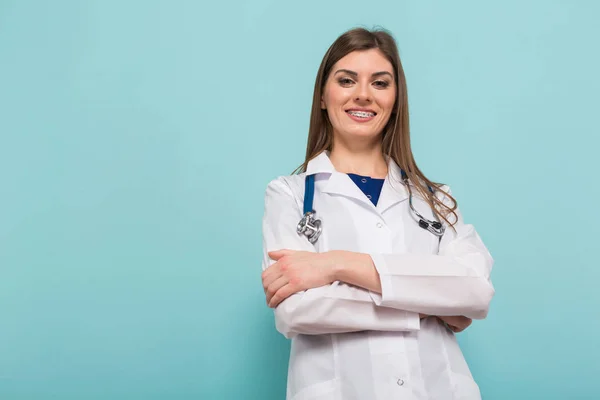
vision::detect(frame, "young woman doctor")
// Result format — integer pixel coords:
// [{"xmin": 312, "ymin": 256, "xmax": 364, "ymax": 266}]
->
[{"xmin": 261, "ymin": 27, "xmax": 495, "ymax": 400}]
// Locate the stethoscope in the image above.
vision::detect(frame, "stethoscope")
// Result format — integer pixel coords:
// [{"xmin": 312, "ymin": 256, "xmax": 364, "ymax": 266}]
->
[
  {"xmin": 296, "ymin": 175, "xmax": 322, "ymax": 244},
  {"xmin": 297, "ymin": 171, "xmax": 445, "ymax": 244}
]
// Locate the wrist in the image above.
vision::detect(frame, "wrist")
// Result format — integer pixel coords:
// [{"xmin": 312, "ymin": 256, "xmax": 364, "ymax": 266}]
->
[
  {"xmin": 325, "ymin": 251, "xmax": 381, "ymax": 293},
  {"xmin": 327, "ymin": 250, "xmax": 346, "ymax": 282},
  {"xmin": 329, "ymin": 251, "xmax": 371, "ymax": 282}
]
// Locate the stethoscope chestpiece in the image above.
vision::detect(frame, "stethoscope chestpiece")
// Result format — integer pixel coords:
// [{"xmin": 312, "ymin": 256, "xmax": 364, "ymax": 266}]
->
[{"xmin": 297, "ymin": 210, "xmax": 322, "ymax": 244}]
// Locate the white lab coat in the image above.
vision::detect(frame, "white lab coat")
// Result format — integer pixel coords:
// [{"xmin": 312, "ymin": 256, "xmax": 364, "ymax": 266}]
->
[{"xmin": 261, "ymin": 151, "xmax": 495, "ymax": 400}]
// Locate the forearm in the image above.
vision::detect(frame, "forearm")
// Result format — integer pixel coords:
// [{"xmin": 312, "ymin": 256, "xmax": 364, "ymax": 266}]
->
[
  {"xmin": 270, "ymin": 251, "xmax": 421, "ymax": 338},
  {"xmin": 330, "ymin": 252, "xmax": 429, "ymax": 319},
  {"xmin": 329, "ymin": 249, "xmax": 493, "ymax": 319},
  {"xmin": 274, "ymin": 285, "xmax": 420, "ymax": 338},
  {"xmin": 369, "ymin": 252, "xmax": 494, "ymax": 319},
  {"xmin": 331, "ymin": 250, "xmax": 382, "ymax": 293}
]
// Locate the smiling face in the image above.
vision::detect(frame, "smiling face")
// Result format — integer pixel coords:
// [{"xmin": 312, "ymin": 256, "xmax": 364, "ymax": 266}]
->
[{"xmin": 321, "ymin": 48, "xmax": 397, "ymax": 145}]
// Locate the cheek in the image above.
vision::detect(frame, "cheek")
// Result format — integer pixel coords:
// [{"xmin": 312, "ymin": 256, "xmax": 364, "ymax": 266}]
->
[
  {"xmin": 381, "ymin": 93, "xmax": 397, "ymax": 113},
  {"xmin": 324, "ymin": 86, "xmax": 350, "ymax": 109}
]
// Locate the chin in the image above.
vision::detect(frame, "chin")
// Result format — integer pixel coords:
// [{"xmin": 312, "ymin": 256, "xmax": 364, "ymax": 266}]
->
[{"xmin": 340, "ymin": 129, "xmax": 380, "ymax": 141}]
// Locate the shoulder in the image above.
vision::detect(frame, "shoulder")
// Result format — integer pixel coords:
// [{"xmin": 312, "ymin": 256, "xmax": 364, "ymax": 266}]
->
[
  {"xmin": 264, "ymin": 173, "xmax": 306, "ymax": 209},
  {"xmin": 265, "ymin": 173, "xmax": 305, "ymax": 195},
  {"xmin": 433, "ymin": 183, "xmax": 462, "ymax": 226},
  {"xmin": 435, "ymin": 184, "xmax": 453, "ymax": 202}
]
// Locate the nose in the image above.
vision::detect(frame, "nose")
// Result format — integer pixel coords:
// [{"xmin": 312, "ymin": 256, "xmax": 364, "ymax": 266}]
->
[{"xmin": 354, "ymin": 81, "xmax": 372, "ymax": 103}]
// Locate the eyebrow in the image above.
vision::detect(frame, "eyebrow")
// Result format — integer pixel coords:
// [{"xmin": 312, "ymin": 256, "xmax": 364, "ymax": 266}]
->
[{"xmin": 334, "ymin": 69, "xmax": 394, "ymax": 79}]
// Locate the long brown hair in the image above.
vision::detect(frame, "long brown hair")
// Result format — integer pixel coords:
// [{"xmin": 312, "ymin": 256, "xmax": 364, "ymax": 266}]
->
[{"xmin": 295, "ymin": 27, "xmax": 458, "ymax": 228}]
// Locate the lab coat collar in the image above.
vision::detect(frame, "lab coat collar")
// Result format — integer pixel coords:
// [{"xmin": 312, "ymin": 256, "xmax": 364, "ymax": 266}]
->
[
  {"xmin": 305, "ymin": 151, "xmax": 409, "ymax": 213},
  {"xmin": 305, "ymin": 151, "xmax": 336, "ymax": 175}
]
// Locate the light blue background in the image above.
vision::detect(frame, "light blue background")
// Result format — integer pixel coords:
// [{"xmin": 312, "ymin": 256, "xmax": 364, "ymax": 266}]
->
[{"xmin": 1, "ymin": 1, "xmax": 598, "ymax": 399}]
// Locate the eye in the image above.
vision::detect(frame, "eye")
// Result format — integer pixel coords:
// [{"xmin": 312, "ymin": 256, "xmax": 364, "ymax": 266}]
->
[
  {"xmin": 337, "ymin": 77, "xmax": 354, "ymax": 86},
  {"xmin": 373, "ymin": 80, "xmax": 390, "ymax": 88}
]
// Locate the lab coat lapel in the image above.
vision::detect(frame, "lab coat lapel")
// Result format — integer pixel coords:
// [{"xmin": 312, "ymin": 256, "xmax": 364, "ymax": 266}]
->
[
  {"xmin": 305, "ymin": 151, "xmax": 409, "ymax": 212},
  {"xmin": 376, "ymin": 158, "xmax": 409, "ymax": 213},
  {"xmin": 306, "ymin": 151, "xmax": 375, "ymax": 209},
  {"xmin": 322, "ymin": 171, "xmax": 375, "ymax": 208}
]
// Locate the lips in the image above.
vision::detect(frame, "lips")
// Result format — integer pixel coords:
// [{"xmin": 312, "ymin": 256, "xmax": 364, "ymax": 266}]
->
[
  {"xmin": 346, "ymin": 110, "xmax": 376, "ymax": 119},
  {"xmin": 345, "ymin": 109, "xmax": 377, "ymax": 117},
  {"xmin": 345, "ymin": 110, "xmax": 376, "ymax": 122}
]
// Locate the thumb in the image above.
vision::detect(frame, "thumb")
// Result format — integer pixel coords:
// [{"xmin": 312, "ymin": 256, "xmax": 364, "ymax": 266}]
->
[{"xmin": 268, "ymin": 249, "xmax": 293, "ymax": 260}]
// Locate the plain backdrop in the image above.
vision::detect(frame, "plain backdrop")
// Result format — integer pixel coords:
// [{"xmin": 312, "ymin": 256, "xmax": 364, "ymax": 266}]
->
[{"xmin": 1, "ymin": 0, "xmax": 598, "ymax": 399}]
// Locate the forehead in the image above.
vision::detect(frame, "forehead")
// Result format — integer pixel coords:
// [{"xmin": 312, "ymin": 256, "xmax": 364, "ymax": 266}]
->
[{"xmin": 332, "ymin": 49, "xmax": 393, "ymax": 74}]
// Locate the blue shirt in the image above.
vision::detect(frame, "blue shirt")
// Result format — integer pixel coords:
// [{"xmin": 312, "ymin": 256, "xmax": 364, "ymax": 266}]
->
[{"xmin": 347, "ymin": 173, "xmax": 385, "ymax": 206}]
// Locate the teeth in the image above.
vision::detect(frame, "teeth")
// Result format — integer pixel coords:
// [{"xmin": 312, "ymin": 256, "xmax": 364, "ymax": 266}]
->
[{"xmin": 348, "ymin": 111, "xmax": 375, "ymax": 118}]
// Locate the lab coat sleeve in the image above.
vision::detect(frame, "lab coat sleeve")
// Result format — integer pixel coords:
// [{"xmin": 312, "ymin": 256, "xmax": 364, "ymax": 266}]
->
[
  {"xmin": 262, "ymin": 177, "xmax": 420, "ymax": 339},
  {"xmin": 369, "ymin": 186, "xmax": 495, "ymax": 320}
]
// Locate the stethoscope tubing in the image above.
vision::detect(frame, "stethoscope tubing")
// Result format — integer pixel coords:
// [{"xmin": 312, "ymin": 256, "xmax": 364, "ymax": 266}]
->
[{"xmin": 297, "ymin": 172, "xmax": 445, "ymax": 243}]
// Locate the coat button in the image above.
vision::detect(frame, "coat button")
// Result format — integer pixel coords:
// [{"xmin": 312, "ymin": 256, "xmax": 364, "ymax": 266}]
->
[
  {"xmin": 397, "ymin": 378, "xmax": 404, "ymax": 386},
  {"xmin": 376, "ymin": 222, "xmax": 383, "ymax": 228}
]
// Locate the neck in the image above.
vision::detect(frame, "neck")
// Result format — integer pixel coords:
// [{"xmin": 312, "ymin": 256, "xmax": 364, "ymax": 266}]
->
[{"xmin": 329, "ymin": 139, "xmax": 388, "ymax": 179}]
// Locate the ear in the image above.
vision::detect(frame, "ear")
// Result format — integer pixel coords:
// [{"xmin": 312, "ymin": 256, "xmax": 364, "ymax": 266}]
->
[{"xmin": 320, "ymin": 97, "xmax": 326, "ymax": 110}]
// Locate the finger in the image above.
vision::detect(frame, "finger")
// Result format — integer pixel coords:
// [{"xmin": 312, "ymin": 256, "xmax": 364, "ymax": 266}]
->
[
  {"xmin": 440, "ymin": 316, "xmax": 458, "ymax": 326},
  {"xmin": 439, "ymin": 316, "xmax": 470, "ymax": 329},
  {"xmin": 262, "ymin": 257, "xmax": 285, "ymax": 280},
  {"xmin": 453, "ymin": 317, "xmax": 472, "ymax": 331},
  {"xmin": 262, "ymin": 264, "xmax": 282, "ymax": 289},
  {"xmin": 268, "ymin": 249, "xmax": 294, "ymax": 260},
  {"xmin": 269, "ymin": 283, "xmax": 298, "ymax": 308},
  {"xmin": 449, "ymin": 319, "xmax": 472, "ymax": 333},
  {"xmin": 265, "ymin": 276, "xmax": 288, "ymax": 304}
]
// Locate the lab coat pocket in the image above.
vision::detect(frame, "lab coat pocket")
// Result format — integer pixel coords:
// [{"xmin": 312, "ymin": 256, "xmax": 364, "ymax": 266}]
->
[
  {"xmin": 451, "ymin": 373, "xmax": 481, "ymax": 400},
  {"xmin": 291, "ymin": 378, "xmax": 338, "ymax": 400}
]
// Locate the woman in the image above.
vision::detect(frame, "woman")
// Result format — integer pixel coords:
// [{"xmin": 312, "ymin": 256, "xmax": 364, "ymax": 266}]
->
[{"xmin": 261, "ymin": 27, "xmax": 494, "ymax": 400}]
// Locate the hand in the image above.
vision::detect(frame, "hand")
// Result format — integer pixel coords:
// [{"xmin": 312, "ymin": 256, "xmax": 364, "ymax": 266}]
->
[
  {"xmin": 437, "ymin": 315, "xmax": 472, "ymax": 333},
  {"xmin": 262, "ymin": 249, "xmax": 336, "ymax": 308}
]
